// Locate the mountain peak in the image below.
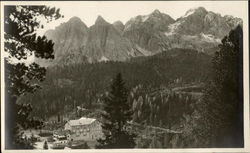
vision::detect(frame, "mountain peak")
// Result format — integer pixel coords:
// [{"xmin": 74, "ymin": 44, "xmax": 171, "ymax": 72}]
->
[
  {"xmin": 188, "ymin": 7, "xmax": 207, "ymax": 14},
  {"xmin": 95, "ymin": 15, "xmax": 108, "ymax": 25},
  {"xmin": 113, "ymin": 20, "xmax": 124, "ymax": 26},
  {"xmin": 194, "ymin": 7, "xmax": 207, "ymax": 12},
  {"xmin": 66, "ymin": 16, "xmax": 88, "ymax": 30},
  {"xmin": 182, "ymin": 7, "xmax": 207, "ymax": 18},
  {"xmin": 68, "ymin": 16, "xmax": 83, "ymax": 23},
  {"xmin": 113, "ymin": 20, "xmax": 125, "ymax": 33},
  {"xmin": 151, "ymin": 9, "xmax": 162, "ymax": 16},
  {"xmin": 152, "ymin": 9, "xmax": 161, "ymax": 14}
]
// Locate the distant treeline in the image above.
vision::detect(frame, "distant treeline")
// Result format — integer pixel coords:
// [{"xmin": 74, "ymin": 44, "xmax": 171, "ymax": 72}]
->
[{"xmin": 18, "ymin": 48, "xmax": 212, "ymax": 118}]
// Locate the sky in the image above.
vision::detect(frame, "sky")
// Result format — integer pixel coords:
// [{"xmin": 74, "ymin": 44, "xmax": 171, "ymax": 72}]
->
[{"xmin": 34, "ymin": 1, "xmax": 248, "ymax": 35}]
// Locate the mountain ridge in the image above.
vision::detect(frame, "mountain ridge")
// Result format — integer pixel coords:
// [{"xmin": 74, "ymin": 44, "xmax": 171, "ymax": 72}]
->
[{"xmin": 39, "ymin": 7, "xmax": 242, "ymax": 66}]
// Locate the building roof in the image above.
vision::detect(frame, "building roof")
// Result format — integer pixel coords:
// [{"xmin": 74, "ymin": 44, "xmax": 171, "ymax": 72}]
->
[
  {"xmin": 67, "ymin": 117, "xmax": 96, "ymax": 126},
  {"xmin": 54, "ymin": 130, "xmax": 72, "ymax": 135}
]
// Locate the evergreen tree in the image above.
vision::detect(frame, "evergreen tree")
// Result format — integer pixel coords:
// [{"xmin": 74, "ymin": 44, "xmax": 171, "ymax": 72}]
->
[
  {"xmin": 97, "ymin": 73, "xmax": 136, "ymax": 148},
  {"xmin": 4, "ymin": 6, "xmax": 62, "ymax": 149},
  {"xmin": 200, "ymin": 25, "xmax": 243, "ymax": 147}
]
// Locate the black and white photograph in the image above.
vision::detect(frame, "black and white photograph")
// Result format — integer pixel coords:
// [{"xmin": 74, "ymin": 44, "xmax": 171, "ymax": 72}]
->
[{"xmin": 1, "ymin": 1, "xmax": 249, "ymax": 151}]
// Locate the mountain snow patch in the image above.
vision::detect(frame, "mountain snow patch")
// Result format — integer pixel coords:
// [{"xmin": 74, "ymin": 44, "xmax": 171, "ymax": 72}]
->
[
  {"xmin": 142, "ymin": 15, "xmax": 149, "ymax": 22},
  {"xmin": 165, "ymin": 21, "xmax": 182, "ymax": 36},
  {"xmin": 200, "ymin": 33, "xmax": 221, "ymax": 43},
  {"xmin": 182, "ymin": 9, "xmax": 195, "ymax": 18}
]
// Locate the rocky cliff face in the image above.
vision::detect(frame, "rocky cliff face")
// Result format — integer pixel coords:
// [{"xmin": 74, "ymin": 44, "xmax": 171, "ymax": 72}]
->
[
  {"xmin": 123, "ymin": 9, "xmax": 175, "ymax": 53},
  {"xmin": 40, "ymin": 16, "xmax": 145, "ymax": 65},
  {"xmin": 162, "ymin": 7, "xmax": 242, "ymax": 54},
  {"xmin": 40, "ymin": 7, "xmax": 242, "ymax": 66},
  {"xmin": 112, "ymin": 21, "xmax": 125, "ymax": 34},
  {"xmin": 123, "ymin": 7, "xmax": 242, "ymax": 55},
  {"xmin": 45, "ymin": 17, "xmax": 89, "ymax": 65},
  {"xmin": 167, "ymin": 7, "xmax": 242, "ymax": 37},
  {"xmin": 83, "ymin": 16, "xmax": 140, "ymax": 62}
]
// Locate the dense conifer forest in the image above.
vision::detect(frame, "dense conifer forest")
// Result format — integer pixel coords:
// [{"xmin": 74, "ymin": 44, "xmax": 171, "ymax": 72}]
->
[{"xmin": 18, "ymin": 48, "xmax": 211, "ymax": 118}]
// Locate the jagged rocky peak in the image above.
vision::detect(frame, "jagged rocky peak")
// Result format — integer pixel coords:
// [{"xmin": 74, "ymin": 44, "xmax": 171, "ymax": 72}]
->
[
  {"xmin": 123, "ymin": 9, "xmax": 175, "ymax": 53},
  {"xmin": 39, "ymin": 7, "xmax": 244, "ymax": 66},
  {"xmin": 57, "ymin": 16, "xmax": 88, "ymax": 30},
  {"xmin": 182, "ymin": 7, "xmax": 208, "ymax": 18},
  {"xmin": 68, "ymin": 16, "xmax": 83, "ymax": 23},
  {"xmin": 193, "ymin": 7, "xmax": 207, "ymax": 12},
  {"xmin": 151, "ymin": 9, "xmax": 161, "ymax": 15},
  {"xmin": 124, "ymin": 9, "xmax": 174, "ymax": 30},
  {"xmin": 83, "ymin": 15, "xmax": 140, "ymax": 62},
  {"xmin": 203, "ymin": 11, "xmax": 221, "ymax": 24},
  {"xmin": 113, "ymin": 20, "xmax": 124, "ymax": 27},
  {"xmin": 189, "ymin": 7, "xmax": 207, "ymax": 14},
  {"xmin": 38, "ymin": 16, "xmax": 90, "ymax": 66},
  {"xmin": 223, "ymin": 15, "xmax": 243, "ymax": 26},
  {"xmin": 44, "ymin": 16, "xmax": 89, "ymax": 43},
  {"xmin": 95, "ymin": 15, "xmax": 108, "ymax": 25},
  {"xmin": 149, "ymin": 9, "xmax": 174, "ymax": 20},
  {"xmin": 149, "ymin": 9, "xmax": 174, "ymax": 22},
  {"xmin": 150, "ymin": 9, "xmax": 175, "ymax": 23},
  {"xmin": 113, "ymin": 20, "xmax": 125, "ymax": 33}
]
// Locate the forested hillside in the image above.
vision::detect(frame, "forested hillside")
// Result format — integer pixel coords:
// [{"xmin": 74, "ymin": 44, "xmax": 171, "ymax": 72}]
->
[{"xmin": 18, "ymin": 48, "xmax": 211, "ymax": 119}]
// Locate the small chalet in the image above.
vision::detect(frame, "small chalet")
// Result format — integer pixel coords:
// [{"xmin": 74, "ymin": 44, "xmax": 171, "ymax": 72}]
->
[{"xmin": 65, "ymin": 117, "xmax": 103, "ymax": 141}]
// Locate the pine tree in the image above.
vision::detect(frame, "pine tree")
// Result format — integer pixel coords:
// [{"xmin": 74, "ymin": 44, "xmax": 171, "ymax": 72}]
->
[
  {"xmin": 200, "ymin": 25, "xmax": 243, "ymax": 147},
  {"xmin": 4, "ymin": 6, "xmax": 62, "ymax": 149},
  {"xmin": 97, "ymin": 73, "xmax": 136, "ymax": 148}
]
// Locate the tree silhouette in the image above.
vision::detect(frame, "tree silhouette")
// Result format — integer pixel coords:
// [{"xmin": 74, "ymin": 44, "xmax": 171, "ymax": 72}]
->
[
  {"xmin": 97, "ymin": 73, "xmax": 136, "ymax": 148},
  {"xmin": 201, "ymin": 25, "xmax": 243, "ymax": 147},
  {"xmin": 4, "ymin": 5, "xmax": 62, "ymax": 149}
]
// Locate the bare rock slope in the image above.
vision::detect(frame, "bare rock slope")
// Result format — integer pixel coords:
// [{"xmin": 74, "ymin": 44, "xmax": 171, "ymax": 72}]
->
[{"xmin": 41, "ymin": 7, "xmax": 242, "ymax": 66}]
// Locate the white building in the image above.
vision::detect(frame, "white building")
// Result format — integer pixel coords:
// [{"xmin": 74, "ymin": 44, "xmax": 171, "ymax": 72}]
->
[{"xmin": 65, "ymin": 117, "xmax": 103, "ymax": 141}]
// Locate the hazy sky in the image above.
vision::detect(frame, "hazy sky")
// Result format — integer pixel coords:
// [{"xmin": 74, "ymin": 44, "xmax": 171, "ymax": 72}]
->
[{"xmin": 32, "ymin": 1, "xmax": 247, "ymax": 35}]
